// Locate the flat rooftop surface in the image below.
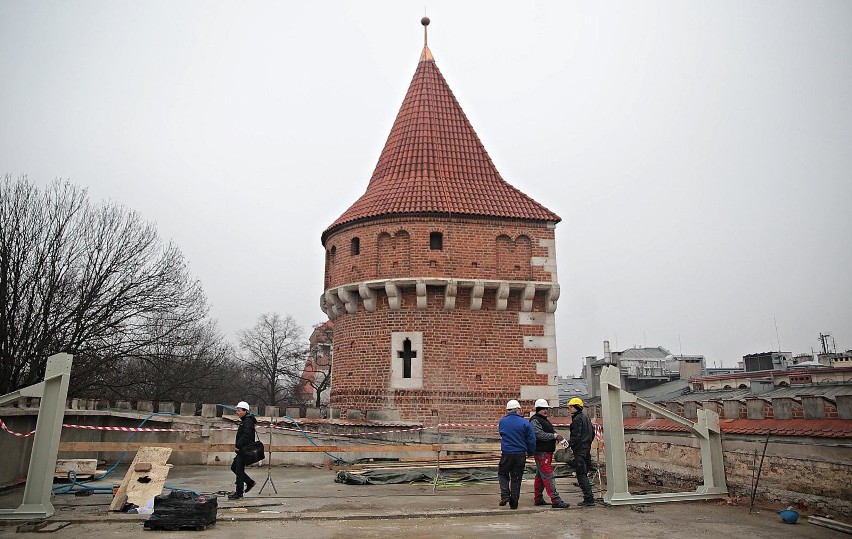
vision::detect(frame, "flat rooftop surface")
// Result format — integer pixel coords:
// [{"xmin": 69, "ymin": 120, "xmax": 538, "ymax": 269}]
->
[{"xmin": 0, "ymin": 464, "xmax": 845, "ymax": 538}]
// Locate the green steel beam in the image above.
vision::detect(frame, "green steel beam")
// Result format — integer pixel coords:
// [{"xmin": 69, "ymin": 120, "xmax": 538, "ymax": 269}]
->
[{"xmin": 0, "ymin": 353, "xmax": 73, "ymax": 520}]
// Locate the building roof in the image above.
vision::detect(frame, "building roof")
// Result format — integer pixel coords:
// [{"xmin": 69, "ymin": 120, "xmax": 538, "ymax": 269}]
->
[
  {"xmin": 664, "ymin": 383, "xmax": 852, "ymax": 404},
  {"xmin": 620, "ymin": 418, "xmax": 852, "ymax": 438},
  {"xmin": 323, "ymin": 41, "xmax": 560, "ymax": 243},
  {"xmin": 693, "ymin": 366, "xmax": 852, "ymax": 382},
  {"xmin": 634, "ymin": 378, "xmax": 691, "ymax": 403},
  {"xmin": 616, "ymin": 346, "xmax": 672, "ymax": 360},
  {"xmin": 557, "ymin": 377, "xmax": 589, "ymax": 405}
]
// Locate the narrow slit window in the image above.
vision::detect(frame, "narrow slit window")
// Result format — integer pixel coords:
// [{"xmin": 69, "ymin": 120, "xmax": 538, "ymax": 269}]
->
[
  {"xmin": 429, "ymin": 232, "xmax": 443, "ymax": 250},
  {"xmin": 351, "ymin": 237, "xmax": 360, "ymax": 255}
]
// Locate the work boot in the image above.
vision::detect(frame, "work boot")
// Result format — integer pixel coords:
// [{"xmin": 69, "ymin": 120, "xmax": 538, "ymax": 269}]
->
[
  {"xmin": 499, "ymin": 498, "xmax": 509, "ymax": 507},
  {"xmin": 227, "ymin": 492, "xmax": 243, "ymax": 500},
  {"xmin": 245, "ymin": 479, "xmax": 256, "ymax": 493},
  {"xmin": 534, "ymin": 499, "xmax": 548, "ymax": 506},
  {"xmin": 578, "ymin": 499, "xmax": 595, "ymax": 507},
  {"xmin": 552, "ymin": 501, "xmax": 570, "ymax": 509}
]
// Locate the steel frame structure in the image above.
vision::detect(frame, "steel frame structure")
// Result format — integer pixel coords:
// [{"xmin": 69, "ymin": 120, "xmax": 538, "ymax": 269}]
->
[{"xmin": 599, "ymin": 365, "xmax": 728, "ymax": 505}]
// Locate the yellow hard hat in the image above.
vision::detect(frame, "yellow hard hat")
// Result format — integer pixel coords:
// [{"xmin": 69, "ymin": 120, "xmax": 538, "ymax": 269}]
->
[{"xmin": 568, "ymin": 397, "xmax": 584, "ymax": 407}]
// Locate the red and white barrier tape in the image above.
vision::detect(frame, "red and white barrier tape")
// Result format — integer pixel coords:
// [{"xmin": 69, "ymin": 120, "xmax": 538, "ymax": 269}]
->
[
  {"xmin": 0, "ymin": 418, "xmax": 34, "ymax": 438},
  {"xmin": 1, "ymin": 417, "xmax": 606, "ymax": 441}
]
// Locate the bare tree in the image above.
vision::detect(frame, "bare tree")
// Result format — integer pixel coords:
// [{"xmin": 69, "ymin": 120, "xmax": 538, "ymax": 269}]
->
[
  {"xmin": 0, "ymin": 175, "xmax": 209, "ymax": 395},
  {"xmin": 237, "ymin": 312, "xmax": 307, "ymax": 407},
  {"xmin": 101, "ymin": 319, "xmax": 244, "ymax": 404}
]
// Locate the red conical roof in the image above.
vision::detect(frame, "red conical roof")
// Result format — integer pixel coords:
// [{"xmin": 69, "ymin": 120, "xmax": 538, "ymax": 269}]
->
[{"xmin": 323, "ymin": 45, "xmax": 560, "ymax": 243}]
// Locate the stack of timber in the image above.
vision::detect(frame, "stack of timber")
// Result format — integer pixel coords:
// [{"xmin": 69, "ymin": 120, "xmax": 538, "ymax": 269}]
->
[{"xmin": 335, "ymin": 452, "xmax": 501, "ymax": 472}]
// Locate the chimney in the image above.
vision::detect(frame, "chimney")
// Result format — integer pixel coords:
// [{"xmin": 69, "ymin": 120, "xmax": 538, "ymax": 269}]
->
[{"xmin": 604, "ymin": 341, "xmax": 612, "ymax": 362}]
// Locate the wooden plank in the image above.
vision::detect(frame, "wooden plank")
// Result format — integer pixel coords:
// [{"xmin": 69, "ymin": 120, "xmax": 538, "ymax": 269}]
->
[
  {"xmin": 108, "ymin": 447, "xmax": 172, "ymax": 512},
  {"xmin": 59, "ymin": 441, "xmax": 502, "ymax": 453},
  {"xmin": 60, "ymin": 442, "xmax": 499, "ymax": 453},
  {"xmin": 55, "ymin": 459, "xmax": 97, "ymax": 475}
]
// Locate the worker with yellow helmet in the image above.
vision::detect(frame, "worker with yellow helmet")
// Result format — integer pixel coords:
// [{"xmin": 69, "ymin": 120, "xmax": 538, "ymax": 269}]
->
[{"xmin": 567, "ymin": 397, "xmax": 596, "ymax": 506}]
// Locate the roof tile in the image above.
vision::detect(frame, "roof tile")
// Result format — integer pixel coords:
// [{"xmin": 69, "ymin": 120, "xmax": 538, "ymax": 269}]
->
[
  {"xmin": 621, "ymin": 418, "xmax": 852, "ymax": 438},
  {"xmin": 324, "ymin": 46, "xmax": 560, "ymax": 241}
]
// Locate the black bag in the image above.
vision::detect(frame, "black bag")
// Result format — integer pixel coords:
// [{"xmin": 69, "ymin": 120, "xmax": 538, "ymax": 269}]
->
[
  {"xmin": 243, "ymin": 440, "xmax": 265, "ymax": 465},
  {"xmin": 143, "ymin": 491, "xmax": 217, "ymax": 530}
]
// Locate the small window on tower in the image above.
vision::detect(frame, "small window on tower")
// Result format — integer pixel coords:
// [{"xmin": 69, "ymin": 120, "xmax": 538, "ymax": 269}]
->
[
  {"xmin": 351, "ymin": 237, "xmax": 360, "ymax": 255},
  {"xmin": 430, "ymin": 232, "xmax": 443, "ymax": 250}
]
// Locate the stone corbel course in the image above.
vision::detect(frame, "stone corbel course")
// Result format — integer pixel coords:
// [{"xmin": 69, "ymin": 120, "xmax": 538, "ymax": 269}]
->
[{"xmin": 321, "ymin": 278, "xmax": 560, "ymax": 319}]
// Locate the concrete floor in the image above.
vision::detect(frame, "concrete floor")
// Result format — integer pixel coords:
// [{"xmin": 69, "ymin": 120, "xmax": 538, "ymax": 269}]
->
[{"xmin": 0, "ymin": 464, "xmax": 846, "ymax": 538}]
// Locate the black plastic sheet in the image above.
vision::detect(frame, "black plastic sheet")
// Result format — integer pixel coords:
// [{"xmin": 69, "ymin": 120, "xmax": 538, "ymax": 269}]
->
[{"xmin": 143, "ymin": 491, "xmax": 217, "ymax": 529}]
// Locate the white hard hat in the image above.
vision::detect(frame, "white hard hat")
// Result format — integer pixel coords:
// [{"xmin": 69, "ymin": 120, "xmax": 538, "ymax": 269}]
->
[
  {"xmin": 534, "ymin": 398, "xmax": 550, "ymax": 409},
  {"xmin": 506, "ymin": 399, "xmax": 521, "ymax": 410},
  {"xmin": 236, "ymin": 401, "xmax": 250, "ymax": 411}
]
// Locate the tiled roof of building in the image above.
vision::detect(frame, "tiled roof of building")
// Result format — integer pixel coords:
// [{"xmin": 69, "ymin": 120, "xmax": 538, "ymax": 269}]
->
[
  {"xmin": 557, "ymin": 377, "xmax": 589, "ymax": 405},
  {"xmin": 634, "ymin": 378, "xmax": 691, "ymax": 403},
  {"xmin": 617, "ymin": 346, "xmax": 672, "ymax": 359},
  {"xmin": 621, "ymin": 418, "xmax": 852, "ymax": 438},
  {"xmin": 693, "ymin": 366, "xmax": 852, "ymax": 382},
  {"xmin": 651, "ymin": 383, "xmax": 852, "ymax": 404},
  {"xmin": 323, "ymin": 44, "xmax": 560, "ymax": 242}
]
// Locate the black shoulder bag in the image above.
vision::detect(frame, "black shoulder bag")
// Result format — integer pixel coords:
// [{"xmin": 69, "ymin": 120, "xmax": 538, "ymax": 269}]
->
[{"xmin": 242, "ymin": 424, "xmax": 265, "ymax": 465}]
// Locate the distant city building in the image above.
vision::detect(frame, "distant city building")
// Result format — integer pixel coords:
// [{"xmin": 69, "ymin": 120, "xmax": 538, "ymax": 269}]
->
[
  {"xmin": 689, "ymin": 366, "xmax": 852, "ymax": 391},
  {"xmin": 584, "ymin": 341, "xmax": 706, "ymax": 398},
  {"xmin": 818, "ymin": 350, "xmax": 852, "ymax": 368},
  {"xmin": 742, "ymin": 351, "xmax": 792, "ymax": 372},
  {"xmin": 300, "ymin": 321, "xmax": 333, "ymax": 407}
]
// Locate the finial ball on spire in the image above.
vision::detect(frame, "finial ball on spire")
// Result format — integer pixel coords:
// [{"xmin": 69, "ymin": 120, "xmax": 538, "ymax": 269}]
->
[{"xmin": 421, "ymin": 17, "xmax": 430, "ymax": 26}]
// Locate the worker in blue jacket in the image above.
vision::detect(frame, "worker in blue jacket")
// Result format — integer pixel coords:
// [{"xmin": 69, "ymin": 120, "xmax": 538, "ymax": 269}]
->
[{"xmin": 498, "ymin": 399, "xmax": 536, "ymax": 509}]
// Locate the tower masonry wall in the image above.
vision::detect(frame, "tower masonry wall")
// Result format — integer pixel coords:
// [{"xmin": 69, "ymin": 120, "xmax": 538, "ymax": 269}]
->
[
  {"xmin": 324, "ymin": 216, "xmax": 556, "ymax": 290},
  {"xmin": 323, "ymin": 214, "xmax": 559, "ymax": 423},
  {"xmin": 330, "ymin": 287, "xmax": 555, "ymax": 424}
]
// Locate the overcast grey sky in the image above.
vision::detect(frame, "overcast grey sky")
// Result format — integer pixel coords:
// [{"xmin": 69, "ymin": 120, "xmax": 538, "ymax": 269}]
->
[{"xmin": 2, "ymin": 1, "xmax": 850, "ymax": 376}]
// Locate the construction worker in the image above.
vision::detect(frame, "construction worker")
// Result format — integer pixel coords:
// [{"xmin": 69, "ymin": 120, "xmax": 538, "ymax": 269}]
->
[
  {"xmin": 498, "ymin": 399, "xmax": 536, "ymax": 509},
  {"xmin": 529, "ymin": 398, "xmax": 570, "ymax": 508},
  {"xmin": 228, "ymin": 401, "xmax": 257, "ymax": 500},
  {"xmin": 568, "ymin": 397, "xmax": 596, "ymax": 506}
]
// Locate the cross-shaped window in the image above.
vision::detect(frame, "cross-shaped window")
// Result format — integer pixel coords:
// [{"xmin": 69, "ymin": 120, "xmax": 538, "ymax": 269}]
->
[{"xmin": 398, "ymin": 338, "xmax": 417, "ymax": 379}]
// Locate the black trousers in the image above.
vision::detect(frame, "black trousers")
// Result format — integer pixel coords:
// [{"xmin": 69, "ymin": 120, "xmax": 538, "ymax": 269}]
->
[
  {"xmin": 231, "ymin": 453, "xmax": 253, "ymax": 495},
  {"xmin": 573, "ymin": 444, "xmax": 594, "ymax": 502},
  {"xmin": 498, "ymin": 453, "xmax": 526, "ymax": 509}
]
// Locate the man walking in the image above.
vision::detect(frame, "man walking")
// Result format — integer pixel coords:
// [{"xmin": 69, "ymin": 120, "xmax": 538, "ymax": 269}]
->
[
  {"xmin": 228, "ymin": 401, "xmax": 257, "ymax": 500},
  {"xmin": 529, "ymin": 398, "xmax": 570, "ymax": 508},
  {"xmin": 498, "ymin": 399, "xmax": 536, "ymax": 509},
  {"xmin": 568, "ymin": 397, "xmax": 596, "ymax": 506}
]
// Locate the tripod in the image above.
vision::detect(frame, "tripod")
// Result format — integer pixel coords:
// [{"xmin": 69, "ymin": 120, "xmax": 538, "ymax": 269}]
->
[{"xmin": 259, "ymin": 417, "xmax": 278, "ymax": 494}]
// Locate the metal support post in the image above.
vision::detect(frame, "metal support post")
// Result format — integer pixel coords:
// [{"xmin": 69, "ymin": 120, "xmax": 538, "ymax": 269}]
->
[{"xmin": 0, "ymin": 353, "xmax": 73, "ymax": 520}]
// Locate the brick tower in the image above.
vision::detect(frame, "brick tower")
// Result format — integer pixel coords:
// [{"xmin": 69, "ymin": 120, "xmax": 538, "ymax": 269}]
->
[{"xmin": 320, "ymin": 18, "xmax": 561, "ymax": 423}]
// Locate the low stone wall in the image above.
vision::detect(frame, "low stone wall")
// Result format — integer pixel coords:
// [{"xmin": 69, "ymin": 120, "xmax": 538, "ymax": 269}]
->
[{"xmin": 0, "ymin": 407, "xmax": 431, "ymax": 487}]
